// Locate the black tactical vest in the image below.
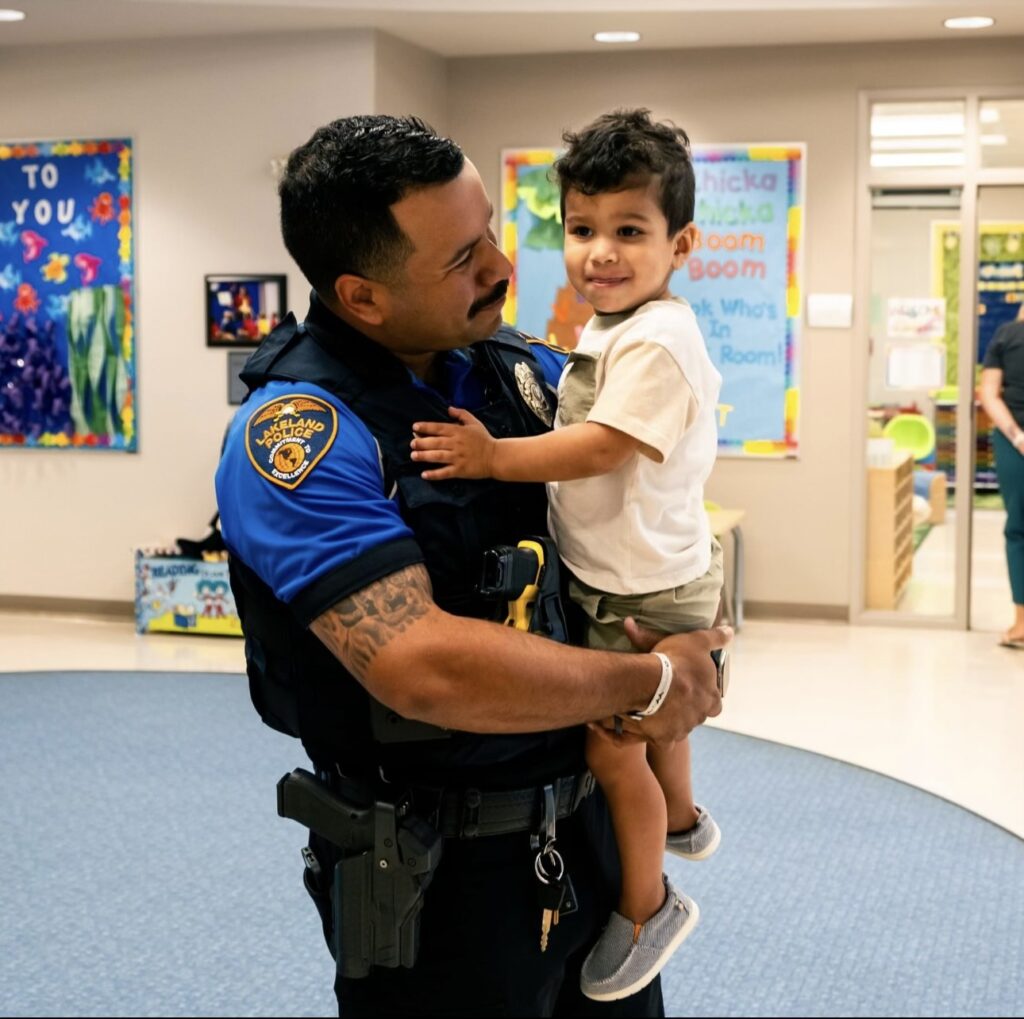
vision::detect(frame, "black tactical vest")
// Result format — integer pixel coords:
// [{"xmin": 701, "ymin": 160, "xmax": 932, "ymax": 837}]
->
[{"xmin": 227, "ymin": 298, "xmax": 585, "ymax": 790}]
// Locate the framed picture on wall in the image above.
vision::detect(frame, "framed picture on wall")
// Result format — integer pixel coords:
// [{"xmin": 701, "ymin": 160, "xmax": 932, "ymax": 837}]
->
[{"xmin": 205, "ymin": 273, "xmax": 287, "ymax": 347}]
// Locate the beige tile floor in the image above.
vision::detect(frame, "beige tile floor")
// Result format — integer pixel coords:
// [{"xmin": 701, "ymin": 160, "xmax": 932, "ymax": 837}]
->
[
  {"xmin": 2, "ymin": 609, "xmax": 1022, "ymax": 838},
  {"xmin": 897, "ymin": 507, "xmax": 1013, "ymax": 627},
  {"xmin": 970, "ymin": 508, "xmax": 1016, "ymax": 633},
  {"xmin": 712, "ymin": 617, "xmax": 1024, "ymax": 839}
]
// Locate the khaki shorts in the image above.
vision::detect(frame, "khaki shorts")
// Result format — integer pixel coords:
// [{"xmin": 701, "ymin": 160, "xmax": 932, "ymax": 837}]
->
[{"xmin": 569, "ymin": 539, "xmax": 724, "ymax": 652}]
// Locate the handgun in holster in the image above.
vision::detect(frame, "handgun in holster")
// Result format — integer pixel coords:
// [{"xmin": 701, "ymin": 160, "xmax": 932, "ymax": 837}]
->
[
  {"xmin": 478, "ymin": 536, "xmax": 568, "ymax": 641},
  {"xmin": 276, "ymin": 767, "xmax": 442, "ymax": 979}
]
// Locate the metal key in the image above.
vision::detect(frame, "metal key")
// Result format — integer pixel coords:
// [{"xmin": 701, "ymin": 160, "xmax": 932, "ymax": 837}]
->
[
  {"xmin": 535, "ymin": 843, "xmax": 566, "ymax": 952},
  {"xmin": 537, "ymin": 871, "xmax": 566, "ymax": 950}
]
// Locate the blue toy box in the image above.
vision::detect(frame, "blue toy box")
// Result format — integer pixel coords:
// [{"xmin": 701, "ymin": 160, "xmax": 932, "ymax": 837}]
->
[{"xmin": 134, "ymin": 548, "xmax": 242, "ymax": 637}]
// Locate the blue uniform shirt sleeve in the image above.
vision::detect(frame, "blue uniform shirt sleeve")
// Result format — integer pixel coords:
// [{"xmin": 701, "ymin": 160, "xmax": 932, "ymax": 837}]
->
[
  {"xmin": 525, "ymin": 339, "xmax": 569, "ymax": 390},
  {"xmin": 215, "ymin": 380, "xmax": 423, "ymax": 625}
]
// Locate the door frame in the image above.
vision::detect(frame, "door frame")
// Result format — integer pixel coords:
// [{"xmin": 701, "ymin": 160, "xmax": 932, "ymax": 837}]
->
[{"xmin": 851, "ymin": 88, "xmax": 1024, "ymax": 628}]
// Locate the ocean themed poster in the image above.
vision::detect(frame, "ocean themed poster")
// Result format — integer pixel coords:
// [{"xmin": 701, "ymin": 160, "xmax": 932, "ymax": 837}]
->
[
  {"xmin": 0, "ymin": 138, "xmax": 135, "ymax": 450},
  {"xmin": 502, "ymin": 145, "xmax": 805, "ymax": 458}
]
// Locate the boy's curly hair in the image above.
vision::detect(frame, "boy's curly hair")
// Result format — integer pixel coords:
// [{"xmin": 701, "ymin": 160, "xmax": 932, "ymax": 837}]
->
[{"xmin": 553, "ymin": 108, "xmax": 695, "ymax": 233}]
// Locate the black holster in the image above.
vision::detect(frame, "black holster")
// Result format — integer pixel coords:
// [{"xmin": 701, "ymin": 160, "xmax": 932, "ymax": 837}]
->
[{"xmin": 277, "ymin": 768, "xmax": 443, "ymax": 978}]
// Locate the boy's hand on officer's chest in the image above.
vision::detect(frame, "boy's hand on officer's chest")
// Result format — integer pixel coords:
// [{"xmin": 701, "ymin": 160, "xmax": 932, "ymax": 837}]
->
[{"xmin": 411, "ymin": 407, "xmax": 497, "ymax": 481}]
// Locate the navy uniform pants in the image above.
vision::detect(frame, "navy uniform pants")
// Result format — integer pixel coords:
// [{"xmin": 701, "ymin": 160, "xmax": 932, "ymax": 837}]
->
[
  {"xmin": 306, "ymin": 788, "xmax": 665, "ymax": 1017},
  {"xmin": 994, "ymin": 429, "xmax": 1024, "ymax": 605}
]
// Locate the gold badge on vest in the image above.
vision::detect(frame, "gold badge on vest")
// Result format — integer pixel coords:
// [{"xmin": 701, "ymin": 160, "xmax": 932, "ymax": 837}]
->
[{"xmin": 514, "ymin": 361, "xmax": 554, "ymax": 428}]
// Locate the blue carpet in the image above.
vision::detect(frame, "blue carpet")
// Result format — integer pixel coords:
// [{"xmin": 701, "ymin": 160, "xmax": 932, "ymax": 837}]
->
[{"xmin": 0, "ymin": 670, "xmax": 1021, "ymax": 1018}]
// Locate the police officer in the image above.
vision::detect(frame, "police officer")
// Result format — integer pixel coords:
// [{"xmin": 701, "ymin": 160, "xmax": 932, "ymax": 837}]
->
[{"xmin": 215, "ymin": 115, "xmax": 730, "ymax": 1017}]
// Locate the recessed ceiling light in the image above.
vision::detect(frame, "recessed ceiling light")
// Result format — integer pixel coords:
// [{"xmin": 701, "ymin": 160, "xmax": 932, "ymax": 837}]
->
[
  {"xmin": 943, "ymin": 16, "xmax": 995, "ymax": 30},
  {"xmin": 0, "ymin": 9, "xmax": 26, "ymax": 20},
  {"xmin": 594, "ymin": 31, "xmax": 641, "ymax": 44}
]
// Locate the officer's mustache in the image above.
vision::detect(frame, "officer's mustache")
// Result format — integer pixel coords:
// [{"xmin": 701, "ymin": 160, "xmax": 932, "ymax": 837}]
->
[{"xmin": 468, "ymin": 280, "xmax": 509, "ymax": 318}]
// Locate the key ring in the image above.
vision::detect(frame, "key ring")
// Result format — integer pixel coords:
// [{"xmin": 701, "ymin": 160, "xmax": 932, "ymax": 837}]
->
[
  {"xmin": 534, "ymin": 844, "xmax": 565, "ymax": 885},
  {"xmin": 531, "ymin": 782, "xmax": 558, "ymax": 852}
]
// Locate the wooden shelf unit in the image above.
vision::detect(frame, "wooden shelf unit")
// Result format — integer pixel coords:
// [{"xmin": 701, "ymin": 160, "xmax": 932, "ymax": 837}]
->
[
  {"xmin": 934, "ymin": 400, "xmax": 999, "ymax": 490},
  {"xmin": 866, "ymin": 453, "xmax": 914, "ymax": 610}
]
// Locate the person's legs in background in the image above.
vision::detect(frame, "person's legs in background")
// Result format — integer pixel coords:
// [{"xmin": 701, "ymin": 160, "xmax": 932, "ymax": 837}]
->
[{"xmin": 993, "ymin": 430, "xmax": 1024, "ymax": 644}]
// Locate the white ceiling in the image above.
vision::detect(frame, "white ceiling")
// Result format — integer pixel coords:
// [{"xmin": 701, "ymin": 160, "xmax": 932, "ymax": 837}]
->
[{"xmin": 0, "ymin": 0, "xmax": 1022, "ymax": 57}]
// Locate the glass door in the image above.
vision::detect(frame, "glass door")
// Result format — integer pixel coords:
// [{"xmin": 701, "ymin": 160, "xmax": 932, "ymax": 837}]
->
[
  {"xmin": 971, "ymin": 184, "xmax": 1024, "ymax": 635},
  {"xmin": 856, "ymin": 91, "xmax": 1024, "ymax": 627},
  {"xmin": 863, "ymin": 187, "xmax": 962, "ymax": 618}
]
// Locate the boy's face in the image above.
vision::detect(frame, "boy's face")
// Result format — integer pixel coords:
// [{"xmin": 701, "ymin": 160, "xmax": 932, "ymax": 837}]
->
[{"xmin": 563, "ymin": 178, "xmax": 696, "ymax": 315}]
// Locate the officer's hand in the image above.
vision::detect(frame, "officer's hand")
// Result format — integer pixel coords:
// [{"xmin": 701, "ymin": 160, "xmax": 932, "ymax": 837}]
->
[
  {"xmin": 622, "ymin": 618, "xmax": 731, "ymax": 747},
  {"xmin": 411, "ymin": 407, "xmax": 497, "ymax": 481}
]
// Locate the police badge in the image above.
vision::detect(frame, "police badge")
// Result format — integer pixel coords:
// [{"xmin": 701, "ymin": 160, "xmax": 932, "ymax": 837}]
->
[{"xmin": 514, "ymin": 361, "xmax": 554, "ymax": 427}]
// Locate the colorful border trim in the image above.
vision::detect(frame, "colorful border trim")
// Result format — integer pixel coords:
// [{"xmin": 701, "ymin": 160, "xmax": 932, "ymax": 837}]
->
[
  {"xmin": 501, "ymin": 148, "xmax": 557, "ymax": 329},
  {"xmin": 0, "ymin": 138, "xmax": 135, "ymax": 451}
]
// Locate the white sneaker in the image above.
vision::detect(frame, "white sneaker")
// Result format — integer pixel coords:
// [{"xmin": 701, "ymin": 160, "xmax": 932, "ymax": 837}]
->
[{"xmin": 580, "ymin": 876, "xmax": 699, "ymax": 1002}]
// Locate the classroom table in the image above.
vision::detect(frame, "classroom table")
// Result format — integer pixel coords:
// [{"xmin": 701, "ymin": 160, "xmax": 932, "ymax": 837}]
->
[{"xmin": 706, "ymin": 508, "xmax": 745, "ymax": 630}]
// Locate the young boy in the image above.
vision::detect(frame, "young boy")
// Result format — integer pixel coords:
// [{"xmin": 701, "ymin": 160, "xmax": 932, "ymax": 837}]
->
[{"xmin": 410, "ymin": 108, "xmax": 723, "ymax": 1002}]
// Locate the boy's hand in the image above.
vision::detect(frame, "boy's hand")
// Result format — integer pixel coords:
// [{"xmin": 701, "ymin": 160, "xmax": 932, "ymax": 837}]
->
[{"xmin": 411, "ymin": 407, "xmax": 497, "ymax": 480}]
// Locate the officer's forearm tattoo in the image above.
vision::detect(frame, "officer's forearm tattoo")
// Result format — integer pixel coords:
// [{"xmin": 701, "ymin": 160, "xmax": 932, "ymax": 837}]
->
[{"xmin": 312, "ymin": 564, "xmax": 433, "ymax": 676}]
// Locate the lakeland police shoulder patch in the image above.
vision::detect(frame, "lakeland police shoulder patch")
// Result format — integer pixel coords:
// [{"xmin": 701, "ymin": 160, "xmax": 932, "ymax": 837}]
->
[{"xmin": 244, "ymin": 393, "xmax": 338, "ymax": 490}]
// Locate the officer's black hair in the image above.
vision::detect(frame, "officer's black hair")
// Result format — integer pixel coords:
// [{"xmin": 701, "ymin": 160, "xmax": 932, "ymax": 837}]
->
[
  {"xmin": 553, "ymin": 108, "xmax": 695, "ymax": 234},
  {"xmin": 279, "ymin": 115, "xmax": 465, "ymax": 296}
]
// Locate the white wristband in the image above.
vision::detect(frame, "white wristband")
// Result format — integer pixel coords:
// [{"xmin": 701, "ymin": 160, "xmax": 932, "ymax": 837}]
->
[{"xmin": 626, "ymin": 652, "xmax": 673, "ymax": 720}]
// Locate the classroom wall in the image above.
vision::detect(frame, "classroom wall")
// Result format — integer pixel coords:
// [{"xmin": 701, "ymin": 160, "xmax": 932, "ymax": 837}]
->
[
  {"xmin": 2, "ymin": 30, "xmax": 1023, "ymax": 611},
  {"xmin": 0, "ymin": 30, "xmax": 383, "ymax": 604},
  {"xmin": 448, "ymin": 36, "xmax": 1024, "ymax": 610},
  {"xmin": 376, "ymin": 33, "xmax": 449, "ymax": 133}
]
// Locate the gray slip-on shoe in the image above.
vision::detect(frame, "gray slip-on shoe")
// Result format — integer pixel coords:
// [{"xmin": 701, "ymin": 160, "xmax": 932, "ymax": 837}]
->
[
  {"xmin": 666, "ymin": 804, "xmax": 721, "ymax": 861},
  {"xmin": 580, "ymin": 876, "xmax": 699, "ymax": 1003}
]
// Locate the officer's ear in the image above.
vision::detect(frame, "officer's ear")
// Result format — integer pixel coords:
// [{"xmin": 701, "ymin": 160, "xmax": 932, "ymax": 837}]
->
[{"xmin": 333, "ymin": 274, "xmax": 390, "ymax": 327}]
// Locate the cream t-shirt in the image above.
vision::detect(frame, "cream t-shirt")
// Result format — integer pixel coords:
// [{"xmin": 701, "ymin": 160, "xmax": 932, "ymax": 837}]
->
[{"xmin": 547, "ymin": 297, "xmax": 721, "ymax": 595}]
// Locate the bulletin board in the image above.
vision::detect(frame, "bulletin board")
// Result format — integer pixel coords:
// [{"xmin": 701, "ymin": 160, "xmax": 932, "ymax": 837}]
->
[
  {"xmin": 931, "ymin": 220, "xmax": 1024, "ymax": 384},
  {"xmin": 0, "ymin": 138, "xmax": 136, "ymax": 450},
  {"xmin": 501, "ymin": 144, "xmax": 805, "ymax": 458}
]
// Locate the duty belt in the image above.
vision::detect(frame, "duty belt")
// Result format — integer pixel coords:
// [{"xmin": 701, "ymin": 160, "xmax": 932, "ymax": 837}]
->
[
  {"xmin": 422, "ymin": 771, "xmax": 596, "ymax": 839},
  {"xmin": 317, "ymin": 767, "xmax": 595, "ymax": 840}
]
